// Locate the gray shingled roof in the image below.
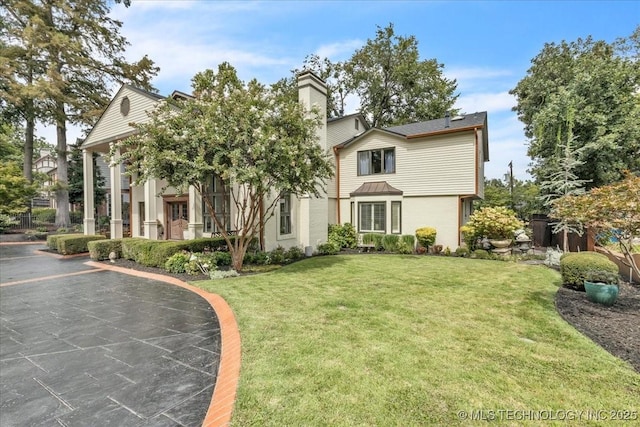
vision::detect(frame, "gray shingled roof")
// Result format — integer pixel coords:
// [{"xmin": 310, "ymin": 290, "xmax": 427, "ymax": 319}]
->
[{"xmin": 384, "ymin": 111, "xmax": 487, "ymax": 137}]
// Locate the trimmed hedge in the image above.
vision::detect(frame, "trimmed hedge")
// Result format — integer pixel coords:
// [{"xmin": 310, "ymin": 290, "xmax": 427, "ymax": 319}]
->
[
  {"xmin": 55, "ymin": 234, "xmax": 107, "ymax": 255},
  {"xmin": 88, "ymin": 239, "xmax": 124, "ymax": 261},
  {"xmin": 560, "ymin": 251, "xmax": 618, "ymax": 291},
  {"xmin": 121, "ymin": 236, "xmax": 234, "ymax": 267}
]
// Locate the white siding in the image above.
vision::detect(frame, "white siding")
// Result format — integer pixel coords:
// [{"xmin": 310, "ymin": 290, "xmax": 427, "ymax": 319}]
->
[
  {"xmin": 338, "ymin": 130, "xmax": 477, "ymax": 198},
  {"xmin": 327, "ymin": 117, "xmax": 364, "ymax": 148},
  {"xmin": 84, "ymin": 86, "xmax": 160, "ymax": 150}
]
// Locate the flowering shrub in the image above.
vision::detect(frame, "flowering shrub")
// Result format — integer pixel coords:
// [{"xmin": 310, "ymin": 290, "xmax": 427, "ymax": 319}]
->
[
  {"xmin": 462, "ymin": 207, "xmax": 524, "ymax": 241},
  {"xmin": 415, "ymin": 227, "xmax": 437, "ymax": 250}
]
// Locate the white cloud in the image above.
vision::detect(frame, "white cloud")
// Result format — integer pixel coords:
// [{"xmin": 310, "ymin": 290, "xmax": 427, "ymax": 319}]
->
[
  {"xmin": 446, "ymin": 66, "xmax": 513, "ymax": 82},
  {"xmin": 315, "ymin": 39, "xmax": 363, "ymax": 61},
  {"xmin": 455, "ymin": 91, "xmax": 515, "ymax": 114}
]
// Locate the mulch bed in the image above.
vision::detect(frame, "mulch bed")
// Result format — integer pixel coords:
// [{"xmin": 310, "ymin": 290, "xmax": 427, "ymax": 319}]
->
[
  {"xmin": 104, "ymin": 257, "xmax": 640, "ymax": 372},
  {"xmin": 555, "ymin": 280, "xmax": 640, "ymax": 372}
]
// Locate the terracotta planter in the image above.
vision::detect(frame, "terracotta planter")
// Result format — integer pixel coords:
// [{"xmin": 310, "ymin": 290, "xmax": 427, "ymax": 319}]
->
[{"xmin": 584, "ymin": 281, "xmax": 619, "ymax": 306}]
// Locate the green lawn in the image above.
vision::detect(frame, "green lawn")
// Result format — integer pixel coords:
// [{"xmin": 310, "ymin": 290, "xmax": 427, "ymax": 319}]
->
[{"xmin": 193, "ymin": 255, "xmax": 640, "ymax": 426}]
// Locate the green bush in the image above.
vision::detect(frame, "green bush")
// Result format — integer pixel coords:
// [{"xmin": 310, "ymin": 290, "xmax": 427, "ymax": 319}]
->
[
  {"xmin": 328, "ymin": 223, "xmax": 357, "ymax": 249},
  {"xmin": 46, "ymin": 233, "xmax": 81, "ymax": 251},
  {"xmin": 461, "ymin": 206, "xmax": 524, "ymax": 241},
  {"xmin": 285, "ymin": 246, "xmax": 305, "ymax": 262},
  {"xmin": 0, "ymin": 214, "xmax": 18, "ymax": 233},
  {"xmin": 401, "ymin": 235, "xmax": 415, "ymax": 249},
  {"xmin": 415, "ymin": 227, "xmax": 437, "ymax": 250},
  {"xmin": 244, "ymin": 251, "xmax": 268, "ymax": 265},
  {"xmin": 268, "ymin": 246, "xmax": 286, "ymax": 264},
  {"xmin": 455, "ymin": 247, "xmax": 469, "ymax": 257},
  {"xmin": 185, "ymin": 252, "xmax": 218, "ymax": 275},
  {"xmin": 396, "ymin": 240, "xmax": 414, "ymax": 254},
  {"xmin": 472, "ymin": 249, "xmax": 491, "ymax": 260},
  {"xmin": 560, "ymin": 251, "xmax": 619, "ymax": 291},
  {"xmin": 382, "ymin": 234, "xmax": 400, "ymax": 252},
  {"xmin": 214, "ymin": 251, "xmax": 232, "ymax": 266},
  {"xmin": 88, "ymin": 239, "xmax": 123, "ymax": 260},
  {"xmin": 32, "ymin": 208, "xmax": 56, "ymax": 223},
  {"xmin": 317, "ymin": 242, "xmax": 339, "ymax": 255},
  {"xmin": 164, "ymin": 252, "xmax": 191, "ymax": 273},
  {"xmin": 120, "ymin": 237, "xmax": 232, "ymax": 268},
  {"xmin": 70, "ymin": 211, "xmax": 83, "ymax": 224},
  {"xmin": 56, "ymin": 234, "xmax": 107, "ymax": 255}
]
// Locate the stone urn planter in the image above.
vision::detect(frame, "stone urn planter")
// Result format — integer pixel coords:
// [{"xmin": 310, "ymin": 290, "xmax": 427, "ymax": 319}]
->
[{"xmin": 488, "ymin": 239, "xmax": 512, "ymax": 249}]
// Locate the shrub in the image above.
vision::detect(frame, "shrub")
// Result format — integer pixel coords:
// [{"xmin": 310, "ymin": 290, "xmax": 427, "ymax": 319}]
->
[
  {"xmin": 401, "ymin": 234, "xmax": 415, "ymax": 250},
  {"xmin": 317, "ymin": 242, "xmax": 339, "ymax": 255},
  {"xmin": 267, "ymin": 246, "xmax": 287, "ymax": 264},
  {"xmin": 165, "ymin": 252, "xmax": 191, "ymax": 273},
  {"xmin": 88, "ymin": 239, "xmax": 123, "ymax": 260},
  {"xmin": 560, "ymin": 251, "xmax": 618, "ymax": 291},
  {"xmin": 69, "ymin": 211, "xmax": 83, "ymax": 224},
  {"xmin": 214, "ymin": 251, "xmax": 232, "ymax": 266},
  {"xmin": 47, "ymin": 234, "xmax": 66, "ymax": 250},
  {"xmin": 0, "ymin": 214, "xmax": 18, "ymax": 233},
  {"xmin": 185, "ymin": 252, "xmax": 218, "ymax": 275},
  {"xmin": 32, "ymin": 208, "xmax": 56, "ymax": 223},
  {"xmin": 372, "ymin": 233, "xmax": 384, "ymax": 251},
  {"xmin": 444, "ymin": 246, "xmax": 452, "ymax": 256},
  {"xmin": 285, "ymin": 246, "xmax": 305, "ymax": 262},
  {"xmin": 396, "ymin": 240, "xmax": 413, "ymax": 254},
  {"xmin": 328, "ymin": 223, "xmax": 357, "ymax": 249},
  {"xmin": 56, "ymin": 234, "xmax": 107, "ymax": 255},
  {"xmin": 462, "ymin": 207, "xmax": 524, "ymax": 240},
  {"xmin": 455, "ymin": 247, "xmax": 469, "ymax": 257},
  {"xmin": 415, "ymin": 227, "xmax": 437, "ymax": 250},
  {"xmin": 472, "ymin": 249, "xmax": 491, "ymax": 259},
  {"xmin": 382, "ymin": 234, "xmax": 400, "ymax": 252},
  {"xmin": 244, "ymin": 251, "xmax": 268, "ymax": 265}
]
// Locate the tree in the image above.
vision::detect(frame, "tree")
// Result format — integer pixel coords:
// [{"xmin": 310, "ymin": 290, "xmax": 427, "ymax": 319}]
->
[
  {"xmin": 0, "ymin": 161, "xmax": 37, "ymax": 215},
  {"xmin": 510, "ymin": 27, "xmax": 640, "ymax": 188},
  {"xmin": 346, "ymin": 23, "xmax": 458, "ymax": 127},
  {"xmin": 114, "ymin": 63, "xmax": 334, "ymax": 272},
  {"xmin": 1, "ymin": 0, "xmax": 158, "ymax": 228},
  {"xmin": 551, "ymin": 173, "xmax": 640, "ymax": 282},
  {"xmin": 67, "ymin": 144, "xmax": 105, "ymax": 211},
  {"xmin": 475, "ymin": 176, "xmax": 543, "ymax": 221}
]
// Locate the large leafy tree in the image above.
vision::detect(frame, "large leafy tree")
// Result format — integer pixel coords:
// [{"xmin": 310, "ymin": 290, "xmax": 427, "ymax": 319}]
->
[
  {"xmin": 115, "ymin": 63, "xmax": 334, "ymax": 272},
  {"xmin": 511, "ymin": 27, "xmax": 640, "ymax": 188},
  {"xmin": 551, "ymin": 173, "xmax": 640, "ymax": 282},
  {"xmin": 1, "ymin": 0, "xmax": 158, "ymax": 227},
  {"xmin": 475, "ymin": 176, "xmax": 543, "ymax": 221},
  {"xmin": 346, "ymin": 23, "xmax": 458, "ymax": 127},
  {"xmin": 280, "ymin": 23, "xmax": 458, "ymax": 126}
]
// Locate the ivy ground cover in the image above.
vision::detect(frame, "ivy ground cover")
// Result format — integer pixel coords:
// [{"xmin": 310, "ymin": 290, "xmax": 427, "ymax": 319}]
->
[{"xmin": 193, "ymin": 255, "xmax": 639, "ymax": 426}]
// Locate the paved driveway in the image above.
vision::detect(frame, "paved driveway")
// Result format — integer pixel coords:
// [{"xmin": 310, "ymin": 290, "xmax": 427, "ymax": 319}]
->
[{"xmin": 0, "ymin": 243, "xmax": 221, "ymax": 426}]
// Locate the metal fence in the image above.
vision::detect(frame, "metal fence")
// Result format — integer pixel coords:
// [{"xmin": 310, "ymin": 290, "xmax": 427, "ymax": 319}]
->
[{"xmin": 6, "ymin": 212, "xmax": 86, "ymax": 231}]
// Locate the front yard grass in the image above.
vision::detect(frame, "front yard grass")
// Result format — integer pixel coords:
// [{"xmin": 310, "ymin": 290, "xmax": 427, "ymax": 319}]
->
[{"xmin": 193, "ymin": 255, "xmax": 640, "ymax": 426}]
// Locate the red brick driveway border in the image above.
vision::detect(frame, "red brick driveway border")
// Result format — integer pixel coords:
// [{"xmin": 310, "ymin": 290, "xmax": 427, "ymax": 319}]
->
[{"xmin": 84, "ymin": 261, "xmax": 241, "ymax": 427}]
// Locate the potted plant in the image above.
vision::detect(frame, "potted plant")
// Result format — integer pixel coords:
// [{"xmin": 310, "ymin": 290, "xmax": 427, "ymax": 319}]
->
[{"xmin": 583, "ymin": 270, "xmax": 620, "ymax": 306}]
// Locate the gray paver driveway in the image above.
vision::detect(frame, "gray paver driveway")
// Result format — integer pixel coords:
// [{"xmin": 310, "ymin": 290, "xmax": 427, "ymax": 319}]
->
[{"xmin": 0, "ymin": 243, "xmax": 220, "ymax": 426}]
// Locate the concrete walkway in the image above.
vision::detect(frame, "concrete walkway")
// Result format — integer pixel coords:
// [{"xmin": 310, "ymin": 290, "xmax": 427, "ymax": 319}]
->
[{"xmin": 0, "ymin": 243, "xmax": 238, "ymax": 426}]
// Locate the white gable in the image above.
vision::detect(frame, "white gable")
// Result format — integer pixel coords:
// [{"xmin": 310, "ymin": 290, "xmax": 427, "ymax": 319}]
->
[{"xmin": 83, "ymin": 85, "xmax": 163, "ymax": 151}]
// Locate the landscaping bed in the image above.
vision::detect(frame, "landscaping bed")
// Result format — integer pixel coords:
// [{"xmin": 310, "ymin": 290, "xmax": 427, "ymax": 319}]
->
[{"xmin": 555, "ymin": 279, "xmax": 640, "ymax": 372}]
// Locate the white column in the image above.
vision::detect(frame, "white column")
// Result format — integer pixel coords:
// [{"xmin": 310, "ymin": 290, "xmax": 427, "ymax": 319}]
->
[
  {"xmin": 188, "ymin": 185, "xmax": 203, "ymax": 239},
  {"xmin": 82, "ymin": 149, "xmax": 95, "ymax": 235},
  {"xmin": 109, "ymin": 145, "xmax": 123, "ymax": 238},
  {"xmin": 144, "ymin": 179, "xmax": 158, "ymax": 240}
]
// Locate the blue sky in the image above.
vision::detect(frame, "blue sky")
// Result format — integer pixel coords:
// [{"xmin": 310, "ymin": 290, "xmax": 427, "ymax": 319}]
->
[{"xmin": 46, "ymin": 0, "xmax": 639, "ymax": 181}]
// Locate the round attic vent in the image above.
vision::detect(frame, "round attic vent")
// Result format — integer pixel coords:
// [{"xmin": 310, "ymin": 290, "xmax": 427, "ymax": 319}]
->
[{"xmin": 120, "ymin": 96, "xmax": 130, "ymax": 116}]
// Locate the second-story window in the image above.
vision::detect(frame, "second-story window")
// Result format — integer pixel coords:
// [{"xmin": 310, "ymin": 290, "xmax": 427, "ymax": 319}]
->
[{"xmin": 357, "ymin": 148, "xmax": 395, "ymax": 175}]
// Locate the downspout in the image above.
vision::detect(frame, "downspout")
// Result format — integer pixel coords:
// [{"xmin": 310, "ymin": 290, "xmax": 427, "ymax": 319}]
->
[
  {"xmin": 333, "ymin": 146, "xmax": 341, "ymax": 224},
  {"xmin": 474, "ymin": 127, "xmax": 479, "ymax": 196}
]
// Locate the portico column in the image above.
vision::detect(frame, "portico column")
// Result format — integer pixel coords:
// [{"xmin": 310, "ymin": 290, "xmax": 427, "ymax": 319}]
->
[
  {"xmin": 82, "ymin": 149, "xmax": 95, "ymax": 235},
  {"xmin": 188, "ymin": 185, "xmax": 204, "ymax": 239},
  {"xmin": 109, "ymin": 144, "xmax": 123, "ymax": 238},
  {"xmin": 144, "ymin": 179, "xmax": 158, "ymax": 239}
]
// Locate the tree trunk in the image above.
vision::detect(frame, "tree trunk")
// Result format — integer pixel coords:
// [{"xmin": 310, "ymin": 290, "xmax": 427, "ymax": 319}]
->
[
  {"xmin": 231, "ymin": 243, "xmax": 247, "ymax": 273},
  {"xmin": 23, "ymin": 102, "xmax": 34, "ymax": 184},
  {"xmin": 54, "ymin": 105, "xmax": 70, "ymax": 228}
]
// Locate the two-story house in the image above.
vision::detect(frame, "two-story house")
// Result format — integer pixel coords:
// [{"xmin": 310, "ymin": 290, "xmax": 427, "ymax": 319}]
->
[{"xmin": 81, "ymin": 72, "xmax": 488, "ymax": 252}]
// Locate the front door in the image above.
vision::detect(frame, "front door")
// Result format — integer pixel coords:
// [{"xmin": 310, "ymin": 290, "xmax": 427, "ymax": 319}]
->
[{"xmin": 168, "ymin": 202, "xmax": 188, "ymax": 240}]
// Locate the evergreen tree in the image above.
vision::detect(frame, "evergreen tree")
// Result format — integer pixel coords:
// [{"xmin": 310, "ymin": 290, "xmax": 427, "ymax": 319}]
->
[{"xmin": 67, "ymin": 144, "xmax": 105, "ymax": 212}]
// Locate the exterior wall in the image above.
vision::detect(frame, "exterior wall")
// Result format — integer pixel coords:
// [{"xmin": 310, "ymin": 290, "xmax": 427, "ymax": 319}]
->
[
  {"xmin": 326, "ymin": 117, "xmax": 367, "ymax": 200},
  {"xmin": 339, "ymin": 194, "xmax": 461, "ymax": 250},
  {"xmin": 338, "ymin": 130, "xmax": 477, "ymax": 198},
  {"xmin": 84, "ymin": 87, "xmax": 159, "ymax": 148},
  {"xmin": 476, "ymin": 128, "xmax": 486, "ymax": 199}
]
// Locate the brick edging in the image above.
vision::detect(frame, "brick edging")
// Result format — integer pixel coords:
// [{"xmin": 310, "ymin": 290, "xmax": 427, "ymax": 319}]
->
[{"xmin": 83, "ymin": 261, "xmax": 241, "ymax": 427}]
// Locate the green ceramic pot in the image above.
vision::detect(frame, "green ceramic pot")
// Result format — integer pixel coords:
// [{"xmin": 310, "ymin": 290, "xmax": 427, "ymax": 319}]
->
[{"xmin": 584, "ymin": 281, "xmax": 619, "ymax": 306}]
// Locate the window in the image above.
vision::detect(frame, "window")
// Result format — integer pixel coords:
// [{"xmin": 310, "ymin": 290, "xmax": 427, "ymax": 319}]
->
[
  {"xmin": 279, "ymin": 194, "xmax": 292, "ymax": 235},
  {"xmin": 357, "ymin": 148, "xmax": 395, "ymax": 175},
  {"xmin": 355, "ymin": 118, "xmax": 359, "ymax": 130},
  {"xmin": 391, "ymin": 201, "xmax": 401, "ymax": 234},
  {"xmin": 359, "ymin": 202, "xmax": 386, "ymax": 232},
  {"xmin": 203, "ymin": 174, "xmax": 230, "ymax": 233}
]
